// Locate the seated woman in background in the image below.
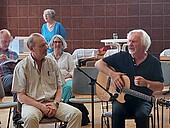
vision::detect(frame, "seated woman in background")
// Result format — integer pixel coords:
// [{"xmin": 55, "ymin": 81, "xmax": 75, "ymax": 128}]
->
[{"xmin": 47, "ymin": 34, "xmax": 74, "ymax": 103}]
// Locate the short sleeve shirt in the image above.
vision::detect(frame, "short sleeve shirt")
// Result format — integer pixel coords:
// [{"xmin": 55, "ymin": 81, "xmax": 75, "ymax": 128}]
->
[
  {"xmin": 103, "ymin": 51, "xmax": 164, "ymax": 96},
  {"xmin": 12, "ymin": 54, "xmax": 65, "ymax": 102},
  {"xmin": 47, "ymin": 52, "xmax": 75, "ymax": 77}
]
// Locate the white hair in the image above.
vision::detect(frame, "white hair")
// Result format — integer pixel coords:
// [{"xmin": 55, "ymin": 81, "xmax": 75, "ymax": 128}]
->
[
  {"xmin": 127, "ymin": 29, "xmax": 151, "ymax": 51},
  {"xmin": 43, "ymin": 9, "xmax": 56, "ymax": 20},
  {"xmin": 48, "ymin": 34, "xmax": 67, "ymax": 49}
]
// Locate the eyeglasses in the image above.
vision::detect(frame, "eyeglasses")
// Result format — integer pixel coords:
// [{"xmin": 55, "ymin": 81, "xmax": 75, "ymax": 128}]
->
[{"xmin": 53, "ymin": 41, "xmax": 62, "ymax": 44}]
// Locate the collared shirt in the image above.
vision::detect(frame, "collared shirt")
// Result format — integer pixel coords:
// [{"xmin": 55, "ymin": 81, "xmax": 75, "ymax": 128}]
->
[
  {"xmin": 12, "ymin": 54, "xmax": 65, "ymax": 102},
  {"xmin": 0, "ymin": 49, "xmax": 18, "ymax": 77},
  {"xmin": 47, "ymin": 52, "xmax": 75, "ymax": 77}
]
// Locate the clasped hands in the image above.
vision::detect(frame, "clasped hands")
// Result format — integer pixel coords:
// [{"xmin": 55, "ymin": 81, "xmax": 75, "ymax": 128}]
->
[{"xmin": 41, "ymin": 102, "xmax": 57, "ymax": 118}]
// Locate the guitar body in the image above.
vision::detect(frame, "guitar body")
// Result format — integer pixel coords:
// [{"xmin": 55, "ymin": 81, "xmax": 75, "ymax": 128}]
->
[
  {"xmin": 96, "ymin": 71, "xmax": 154, "ymax": 103},
  {"xmin": 96, "ymin": 71, "xmax": 111, "ymax": 102},
  {"xmin": 96, "ymin": 71, "xmax": 130, "ymax": 103},
  {"xmin": 112, "ymin": 75, "xmax": 130, "ymax": 103}
]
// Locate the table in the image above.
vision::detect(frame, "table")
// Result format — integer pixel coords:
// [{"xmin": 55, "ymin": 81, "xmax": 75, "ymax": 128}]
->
[
  {"xmin": 160, "ymin": 56, "xmax": 170, "ymax": 61},
  {"xmin": 100, "ymin": 39, "xmax": 128, "ymax": 51}
]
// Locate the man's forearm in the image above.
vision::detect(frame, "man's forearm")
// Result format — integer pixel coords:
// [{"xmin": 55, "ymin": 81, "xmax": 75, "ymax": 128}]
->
[
  {"xmin": 17, "ymin": 92, "xmax": 43, "ymax": 110},
  {"xmin": 53, "ymin": 86, "xmax": 62, "ymax": 103}
]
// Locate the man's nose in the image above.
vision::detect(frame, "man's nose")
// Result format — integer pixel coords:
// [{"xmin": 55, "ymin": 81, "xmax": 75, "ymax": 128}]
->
[{"xmin": 128, "ymin": 40, "xmax": 133, "ymax": 45}]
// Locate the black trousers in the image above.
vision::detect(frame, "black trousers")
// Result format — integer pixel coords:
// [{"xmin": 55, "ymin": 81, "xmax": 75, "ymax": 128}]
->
[{"xmin": 112, "ymin": 98, "xmax": 152, "ymax": 128}]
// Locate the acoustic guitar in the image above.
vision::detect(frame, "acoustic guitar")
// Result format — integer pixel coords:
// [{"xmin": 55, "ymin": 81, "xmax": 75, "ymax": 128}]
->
[{"xmin": 96, "ymin": 71, "xmax": 155, "ymax": 103}]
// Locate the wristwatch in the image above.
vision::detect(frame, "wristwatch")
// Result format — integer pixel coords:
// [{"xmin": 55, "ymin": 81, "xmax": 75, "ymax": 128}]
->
[{"xmin": 56, "ymin": 102, "xmax": 59, "ymax": 108}]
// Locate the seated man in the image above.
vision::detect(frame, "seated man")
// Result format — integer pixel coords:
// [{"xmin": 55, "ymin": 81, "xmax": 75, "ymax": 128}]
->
[
  {"xmin": 0, "ymin": 29, "xmax": 18, "ymax": 95},
  {"xmin": 0, "ymin": 29, "xmax": 22, "ymax": 127},
  {"xmin": 12, "ymin": 33, "xmax": 82, "ymax": 128},
  {"xmin": 95, "ymin": 29, "xmax": 164, "ymax": 128}
]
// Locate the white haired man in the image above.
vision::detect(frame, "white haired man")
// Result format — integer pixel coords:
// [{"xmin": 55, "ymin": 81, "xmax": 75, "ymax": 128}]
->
[{"xmin": 95, "ymin": 29, "xmax": 164, "ymax": 128}]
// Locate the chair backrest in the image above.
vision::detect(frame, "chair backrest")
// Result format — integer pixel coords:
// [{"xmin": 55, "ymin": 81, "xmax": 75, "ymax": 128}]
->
[
  {"xmin": 86, "ymin": 61, "xmax": 96, "ymax": 67},
  {"xmin": 161, "ymin": 61, "xmax": 170, "ymax": 86},
  {"xmin": 0, "ymin": 78, "xmax": 5, "ymax": 103},
  {"xmin": 72, "ymin": 67, "xmax": 99, "ymax": 96}
]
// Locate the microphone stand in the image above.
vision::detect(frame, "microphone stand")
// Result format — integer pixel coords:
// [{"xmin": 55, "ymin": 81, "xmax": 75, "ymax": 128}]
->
[{"xmin": 76, "ymin": 66, "xmax": 118, "ymax": 128}]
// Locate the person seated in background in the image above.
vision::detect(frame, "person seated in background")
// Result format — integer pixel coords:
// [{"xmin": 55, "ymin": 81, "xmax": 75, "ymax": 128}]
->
[
  {"xmin": 95, "ymin": 29, "xmax": 164, "ymax": 128},
  {"xmin": 0, "ymin": 29, "xmax": 19, "ymax": 95},
  {"xmin": 11, "ymin": 33, "xmax": 82, "ymax": 128},
  {"xmin": 0, "ymin": 29, "xmax": 22, "ymax": 127},
  {"xmin": 47, "ymin": 34, "xmax": 74, "ymax": 103},
  {"xmin": 42, "ymin": 8, "xmax": 67, "ymax": 53},
  {"xmin": 47, "ymin": 35, "xmax": 90, "ymax": 126}
]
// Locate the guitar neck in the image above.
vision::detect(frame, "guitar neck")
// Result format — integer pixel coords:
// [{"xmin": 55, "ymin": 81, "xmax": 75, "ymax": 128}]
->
[{"xmin": 122, "ymin": 87, "xmax": 155, "ymax": 103}]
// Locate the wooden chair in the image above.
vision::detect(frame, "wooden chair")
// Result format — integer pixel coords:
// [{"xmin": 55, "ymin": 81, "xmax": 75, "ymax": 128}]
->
[{"xmin": 0, "ymin": 78, "xmax": 17, "ymax": 128}]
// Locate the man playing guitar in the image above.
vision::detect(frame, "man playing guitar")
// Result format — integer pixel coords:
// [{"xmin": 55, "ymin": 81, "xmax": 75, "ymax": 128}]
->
[{"xmin": 95, "ymin": 29, "xmax": 164, "ymax": 128}]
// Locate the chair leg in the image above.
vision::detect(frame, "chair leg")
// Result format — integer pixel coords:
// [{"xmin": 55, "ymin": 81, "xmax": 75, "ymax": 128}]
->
[
  {"xmin": 149, "ymin": 114, "xmax": 154, "ymax": 128},
  {"xmin": 169, "ymin": 108, "xmax": 170, "ymax": 124},
  {"xmin": 7, "ymin": 108, "xmax": 12, "ymax": 128},
  {"xmin": 101, "ymin": 114, "xmax": 104, "ymax": 128},
  {"xmin": 101, "ymin": 114, "xmax": 110, "ymax": 128}
]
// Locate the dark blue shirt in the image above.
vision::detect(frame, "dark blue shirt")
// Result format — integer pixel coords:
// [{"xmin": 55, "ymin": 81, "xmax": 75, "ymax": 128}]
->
[{"xmin": 103, "ymin": 51, "xmax": 163, "ymax": 97}]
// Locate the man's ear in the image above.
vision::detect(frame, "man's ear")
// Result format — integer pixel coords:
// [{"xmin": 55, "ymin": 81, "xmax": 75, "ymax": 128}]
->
[{"xmin": 28, "ymin": 46, "xmax": 34, "ymax": 51}]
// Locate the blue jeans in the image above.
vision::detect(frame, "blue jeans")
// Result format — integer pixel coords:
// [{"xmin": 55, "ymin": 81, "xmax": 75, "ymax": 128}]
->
[{"xmin": 2, "ymin": 74, "xmax": 13, "ymax": 95}]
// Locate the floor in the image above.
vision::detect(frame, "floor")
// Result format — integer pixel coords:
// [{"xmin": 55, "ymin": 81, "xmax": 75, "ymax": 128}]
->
[{"xmin": 0, "ymin": 97, "xmax": 170, "ymax": 128}]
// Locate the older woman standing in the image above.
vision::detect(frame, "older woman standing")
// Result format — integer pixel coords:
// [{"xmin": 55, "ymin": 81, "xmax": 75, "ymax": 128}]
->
[
  {"xmin": 47, "ymin": 35, "xmax": 74, "ymax": 103},
  {"xmin": 42, "ymin": 9, "xmax": 67, "ymax": 53}
]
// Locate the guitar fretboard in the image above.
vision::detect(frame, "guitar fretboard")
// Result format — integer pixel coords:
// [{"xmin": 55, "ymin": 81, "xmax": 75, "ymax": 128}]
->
[{"xmin": 122, "ymin": 87, "xmax": 155, "ymax": 103}]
